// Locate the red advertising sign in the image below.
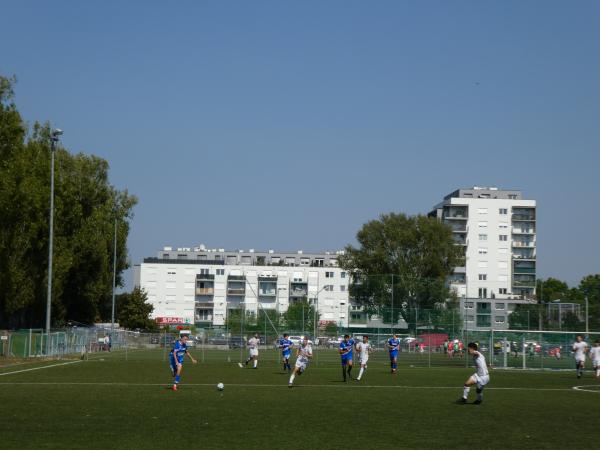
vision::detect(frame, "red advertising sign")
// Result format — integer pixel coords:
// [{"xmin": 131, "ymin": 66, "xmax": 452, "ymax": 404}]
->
[{"xmin": 155, "ymin": 317, "xmax": 185, "ymax": 325}]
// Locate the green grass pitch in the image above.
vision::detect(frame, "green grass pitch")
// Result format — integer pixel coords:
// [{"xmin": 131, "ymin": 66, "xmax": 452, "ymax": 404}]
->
[{"xmin": 1, "ymin": 348, "xmax": 598, "ymax": 449}]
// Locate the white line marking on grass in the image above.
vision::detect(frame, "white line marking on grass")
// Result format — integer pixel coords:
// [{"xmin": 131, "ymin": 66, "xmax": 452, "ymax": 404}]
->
[
  {"xmin": 572, "ymin": 385, "xmax": 600, "ymax": 393},
  {"xmin": 0, "ymin": 360, "xmax": 81, "ymax": 376},
  {"xmin": 0, "ymin": 381, "xmax": 574, "ymax": 392}
]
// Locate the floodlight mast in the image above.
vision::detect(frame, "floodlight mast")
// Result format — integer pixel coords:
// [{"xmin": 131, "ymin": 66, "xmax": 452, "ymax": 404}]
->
[{"xmin": 45, "ymin": 129, "xmax": 63, "ymax": 355}]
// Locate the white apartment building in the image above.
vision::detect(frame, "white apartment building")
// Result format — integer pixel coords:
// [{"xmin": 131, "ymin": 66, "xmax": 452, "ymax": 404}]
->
[
  {"xmin": 429, "ymin": 187, "xmax": 537, "ymax": 301},
  {"xmin": 134, "ymin": 246, "xmax": 350, "ymax": 327}
]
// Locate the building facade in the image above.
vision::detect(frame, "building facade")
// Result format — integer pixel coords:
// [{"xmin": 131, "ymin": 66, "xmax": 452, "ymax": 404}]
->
[
  {"xmin": 429, "ymin": 187, "xmax": 537, "ymax": 300},
  {"xmin": 459, "ymin": 297, "xmax": 536, "ymax": 331},
  {"xmin": 134, "ymin": 246, "xmax": 350, "ymax": 327}
]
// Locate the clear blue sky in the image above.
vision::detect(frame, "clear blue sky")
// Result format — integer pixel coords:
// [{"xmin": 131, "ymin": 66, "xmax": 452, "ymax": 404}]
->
[{"xmin": 2, "ymin": 1, "xmax": 599, "ymax": 289}]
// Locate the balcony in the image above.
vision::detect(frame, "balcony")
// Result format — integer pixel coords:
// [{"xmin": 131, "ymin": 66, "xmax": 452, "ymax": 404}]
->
[
  {"xmin": 512, "ymin": 209, "xmax": 536, "ymax": 222},
  {"xmin": 289, "ymin": 282, "xmax": 308, "ymax": 298},
  {"xmin": 258, "ymin": 277, "xmax": 277, "ymax": 297},
  {"xmin": 512, "ymin": 228, "xmax": 536, "ymax": 235},
  {"xmin": 195, "ymin": 287, "xmax": 214, "ymax": 296},
  {"xmin": 227, "ymin": 288, "xmax": 245, "ymax": 296},
  {"xmin": 513, "ymin": 267, "xmax": 536, "ymax": 274},
  {"xmin": 196, "ymin": 273, "xmax": 215, "ymax": 281},
  {"xmin": 512, "ymin": 241, "xmax": 535, "ymax": 248},
  {"xmin": 513, "ymin": 281, "xmax": 536, "ymax": 288}
]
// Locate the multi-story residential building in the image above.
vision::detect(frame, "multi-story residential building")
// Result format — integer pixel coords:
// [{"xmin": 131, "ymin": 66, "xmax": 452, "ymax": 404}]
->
[
  {"xmin": 429, "ymin": 187, "xmax": 537, "ymax": 301},
  {"xmin": 459, "ymin": 297, "xmax": 536, "ymax": 331},
  {"xmin": 134, "ymin": 246, "xmax": 350, "ymax": 327}
]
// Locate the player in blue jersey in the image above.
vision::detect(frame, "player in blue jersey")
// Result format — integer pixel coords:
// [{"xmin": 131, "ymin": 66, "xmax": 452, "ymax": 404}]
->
[
  {"xmin": 278, "ymin": 333, "xmax": 294, "ymax": 373},
  {"xmin": 387, "ymin": 333, "xmax": 400, "ymax": 374},
  {"xmin": 339, "ymin": 335, "xmax": 355, "ymax": 382},
  {"xmin": 169, "ymin": 334, "xmax": 197, "ymax": 391}
]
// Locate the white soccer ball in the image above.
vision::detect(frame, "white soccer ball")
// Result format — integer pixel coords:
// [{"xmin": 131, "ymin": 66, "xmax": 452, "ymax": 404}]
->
[{"xmin": 217, "ymin": 382, "xmax": 224, "ymax": 391}]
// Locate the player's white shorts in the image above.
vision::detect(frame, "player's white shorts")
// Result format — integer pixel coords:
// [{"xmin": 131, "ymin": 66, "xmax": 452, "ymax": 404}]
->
[
  {"xmin": 360, "ymin": 356, "xmax": 369, "ymax": 365},
  {"xmin": 249, "ymin": 348, "xmax": 259, "ymax": 357},
  {"xmin": 472, "ymin": 373, "xmax": 490, "ymax": 387},
  {"xmin": 575, "ymin": 356, "xmax": 586, "ymax": 364},
  {"xmin": 295, "ymin": 359, "xmax": 308, "ymax": 371},
  {"xmin": 593, "ymin": 359, "xmax": 600, "ymax": 368}
]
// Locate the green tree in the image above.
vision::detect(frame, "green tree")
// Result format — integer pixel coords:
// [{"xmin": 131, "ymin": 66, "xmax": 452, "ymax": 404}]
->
[
  {"xmin": 536, "ymin": 278, "xmax": 569, "ymax": 302},
  {"xmin": 339, "ymin": 213, "xmax": 462, "ymax": 331},
  {"xmin": 116, "ymin": 288, "xmax": 157, "ymax": 331},
  {"xmin": 0, "ymin": 75, "xmax": 137, "ymax": 328},
  {"xmin": 283, "ymin": 300, "xmax": 319, "ymax": 335},
  {"xmin": 508, "ymin": 304, "xmax": 540, "ymax": 330}
]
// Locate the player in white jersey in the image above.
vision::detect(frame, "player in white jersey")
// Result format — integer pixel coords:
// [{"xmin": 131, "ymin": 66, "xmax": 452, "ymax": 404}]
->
[
  {"xmin": 590, "ymin": 340, "xmax": 600, "ymax": 379},
  {"xmin": 244, "ymin": 333, "xmax": 260, "ymax": 369},
  {"xmin": 572, "ymin": 335, "xmax": 588, "ymax": 379},
  {"xmin": 288, "ymin": 337, "xmax": 313, "ymax": 388},
  {"xmin": 457, "ymin": 342, "xmax": 489, "ymax": 405},
  {"xmin": 355, "ymin": 335, "xmax": 373, "ymax": 381}
]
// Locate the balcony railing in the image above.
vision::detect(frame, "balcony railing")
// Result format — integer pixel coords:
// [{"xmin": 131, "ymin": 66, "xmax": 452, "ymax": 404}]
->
[
  {"xmin": 227, "ymin": 288, "xmax": 245, "ymax": 296},
  {"xmin": 513, "ymin": 267, "xmax": 536, "ymax": 274},
  {"xmin": 512, "ymin": 253, "xmax": 536, "ymax": 260},
  {"xmin": 512, "ymin": 228, "xmax": 536, "ymax": 235},
  {"xmin": 512, "ymin": 214, "xmax": 536, "ymax": 221},
  {"xmin": 513, "ymin": 280, "xmax": 536, "ymax": 287},
  {"xmin": 196, "ymin": 288, "xmax": 214, "ymax": 296},
  {"xmin": 512, "ymin": 242, "xmax": 535, "ymax": 248}
]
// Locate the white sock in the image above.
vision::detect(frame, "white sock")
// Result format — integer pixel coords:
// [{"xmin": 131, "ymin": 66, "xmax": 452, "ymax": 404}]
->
[
  {"xmin": 289, "ymin": 373, "xmax": 295, "ymax": 384},
  {"xmin": 463, "ymin": 386, "xmax": 470, "ymax": 399},
  {"xmin": 596, "ymin": 368, "xmax": 599, "ymax": 377},
  {"xmin": 253, "ymin": 359, "xmax": 257, "ymax": 368},
  {"xmin": 358, "ymin": 367, "xmax": 364, "ymax": 380}
]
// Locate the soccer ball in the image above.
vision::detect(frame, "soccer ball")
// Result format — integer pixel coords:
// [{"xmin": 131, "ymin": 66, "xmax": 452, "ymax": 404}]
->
[{"xmin": 217, "ymin": 383, "xmax": 224, "ymax": 391}]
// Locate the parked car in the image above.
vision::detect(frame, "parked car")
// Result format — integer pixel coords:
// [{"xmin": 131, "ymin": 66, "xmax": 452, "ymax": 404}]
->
[
  {"xmin": 207, "ymin": 334, "xmax": 228, "ymax": 346},
  {"xmin": 228, "ymin": 336, "xmax": 246, "ymax": 349}
]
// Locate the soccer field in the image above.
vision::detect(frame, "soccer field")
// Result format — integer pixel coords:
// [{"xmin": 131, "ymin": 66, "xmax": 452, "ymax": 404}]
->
[{"xmin": 1, "ymin": 349, "xmax": 598, "ymax": 450}]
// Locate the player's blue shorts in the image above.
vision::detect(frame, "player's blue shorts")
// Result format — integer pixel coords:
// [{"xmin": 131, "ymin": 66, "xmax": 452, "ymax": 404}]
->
[
  {"xmin": 389, "ymin": 350, "xmax": 399, "ymax": 359},
  {"xmin": 341, "ymin": 355, "xmax": 352, "ymax": 365},
  {"xmin": 169, "ymin": 354, "xmax": 184, "ymax": 371},
  {"xmin": 282, "ymin": 351, "xmax": 291, "ymax": 359}
]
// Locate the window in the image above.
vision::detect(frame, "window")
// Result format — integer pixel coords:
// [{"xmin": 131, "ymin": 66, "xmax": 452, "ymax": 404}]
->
[
  {"xmin": 466, "ymin": 314, "xmax": 474, "ymax": 322},
  {"xmin": 216, "ymin": 269, "xmax": 225, "ymax": 275},
  {"xmin": 464, "ymin": 301, "xmax": 474, "ymax": 309},
  {"xmin": 499, "ymin": 208, "xmax": 508, "ymax": 215},
  {"xmin": 163, "ymin": 253, "xmax": 170, "ymax": 259},
  {"xmin": 341, "ymin": 272, "xmax": 346, "ymax": 278},
  {"xmin": 340, "ymin": 285, "xmax": 346, "ymax": 292},
  {"xmin": 478, "ymin": 274, "xmax": 487, "ymax": 281},
  {"xmin": 499, "ymin": 288, "xmax": 507, "ymax": 294},
  {"xmin": 499, "ymin": 235, "xmax": 508, "ymax": 241},
  {"xmin": 478, "ymin": 288, "xmax": 487, "ymax": 298},
  {"xmin": 324, "ymin": 285, "xmax": 334, "ymax": 291},
  {"xmin": 494, "ymin": 316, "xmax": 506, "ymax": 324},
  {"xmin": 479, "ymin": 234, "xmax": 488, "ymax": 241},
  {"xmin": 197, "ymin": 254, "xmax": 207, "ymax": 260},
  {"xmin": 478, "ymin": 221, "xmax": 488, "ymax": 228},
  {"xmin": 477, "ymin": 208, "xmax": 488, "ymax": 214},
  {"xmin": 200, "ymin": 268, "xmax": 209, "ymax": 275},
  {"xmin": 508, "ymin": 194, "xmax": 517, "ymax": 199},
  {"xmin": 325, "ymin": 272, "xmax": 334, "ymax": 278},
  {"xmin": 499, "ymin": 222, "xmax": 508, "ymax": 229},
  {"xmin": 177, "ymin": 254, "xmax": 187, "ymax": 260},
  {"xmin": 495, "ymin": 303, "xmax": 505, "ymax": 310},
  {"xmin": 478, "ymin": 248, "xmax": 488, "ymax": 255}
]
